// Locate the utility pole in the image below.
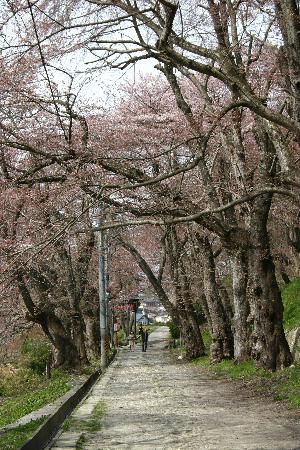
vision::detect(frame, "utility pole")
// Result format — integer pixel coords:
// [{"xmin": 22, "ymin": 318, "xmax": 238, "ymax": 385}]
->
[{"xmin": 98, "ymin": 227, "xmax": 108, "ymax": 370}]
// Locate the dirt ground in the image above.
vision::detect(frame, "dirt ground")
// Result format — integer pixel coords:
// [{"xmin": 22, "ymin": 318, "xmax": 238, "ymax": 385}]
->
[{"xmin": 50, "ymin": 327, "xmax": 300, "ymax": 450}]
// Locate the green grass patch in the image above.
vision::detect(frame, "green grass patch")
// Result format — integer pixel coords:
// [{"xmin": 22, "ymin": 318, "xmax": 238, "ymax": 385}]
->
[
  {"xmin": 193, "ymin": 358, "xmax": 268, "ymax": 379},
  {"xmin": 0, "ymin": 417, "xmax": 47, "ymax": 450},
  {"xmin": 202, "ymin": 329, "xmax": 212, "ymax": 352},
  {"xmin": 192, "ymin": 328, "xmax": 300, "ymax": 408},
  {"xmin": 192, "ymin": 354, "xmax": 300, "ymax": 409},
  {"xmin": 80, "ymin": 359, "xmax": 101, "ymax": 376},
  {"xmin": 282, "ymin": 277, "xmax": 300, "ymax": 331},
  {"xmin": 63, "ymin": 401, "xmax": 106, "ymax": 433},
  {"xmin": 0, "ymin": 370, "xmax": 70, "ymax": 427},
  {"xmin": 272, "ymin": 363, "xmax": 300, "ymax": 407},
  {"xmin": 76, "ymin": 433, "xmax": 87, "ymax": 450}
]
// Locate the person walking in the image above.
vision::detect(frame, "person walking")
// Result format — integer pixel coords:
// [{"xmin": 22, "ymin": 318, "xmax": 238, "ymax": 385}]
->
[
  {"xmin": 138, "ymin": 325, "xmax": 146, "ymax": 352},
  {"xmin": 128, "ymin": 332, "xmax": 135, "ymax": 351},
  {"xmin": 144, "ymin": 328, "xmax": 149, "ymax": 351}
]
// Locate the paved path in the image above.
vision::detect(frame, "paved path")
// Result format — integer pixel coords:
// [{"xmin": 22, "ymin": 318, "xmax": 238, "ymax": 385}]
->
[{"xmin": 50, "ymin": 327, "xmax": 300, "ymax": 450}]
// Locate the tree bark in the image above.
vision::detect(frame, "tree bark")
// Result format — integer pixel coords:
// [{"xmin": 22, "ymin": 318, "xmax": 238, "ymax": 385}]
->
[
  {"xmin": 200, "ymin": 236, "xmax": 234, "ymax": 362},
  {"xmin": 84, "ymin": 307, "xmax": 101, "ymax": 359},
  {"xmin": 249, "ymin": 195, "xmax": 292, "ymax": 370},
  {"xmin": 230, "ymin": 249, "xmax": 251, "ymax": 362},
  {"xmin": 16, "ymin": 271, "xmax": 81, "ymax": 369}
]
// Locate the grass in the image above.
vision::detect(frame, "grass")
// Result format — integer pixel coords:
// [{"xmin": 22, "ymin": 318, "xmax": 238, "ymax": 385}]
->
[
  {"xmin": 282, "ymin": 277, "xmax": 300, "ymax": 331},
  {"xmin": 202, "ymin": 329, "xmax": 212, "ymax": 353},
  {"xmin": 76, "ymin": 433, "xmax": 87, "ymax": 450},
  {"xmin": 0, "ymin": 370, "xmax": 71, "ymax": 427},
  {"xmin": 272, "ymin": 364, "xmax": 300, "ymax": 407},
  {"xmin": 192, "ymin": 356, "xmax": 268, "ymax": 378},
  {"xmin": 192, "ymin": 353, "xmax": 300, "ymax": 408},
  {"xmin": 63, "ymin": 401, "xmax": 106, "ymax": 450},
  {"xmin": 186, "ymin": 277, "xmax": 300, "ymax": 408},
  {"xmin": 0, "ymin": 417, "xmax": 47, "ymax": 450},
  {"xmin": 0, "ymin": 367, "xmax": 43, "ymax": 397},
  {"xmin": 63, "ymin": 400, "xmax": 106, "ymax": 433},
  {"xmin": 80, "ymin": 359, "xmax": 101, "ymax": 376}
]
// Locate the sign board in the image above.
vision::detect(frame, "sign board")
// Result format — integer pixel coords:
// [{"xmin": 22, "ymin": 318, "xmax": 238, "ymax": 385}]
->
[{"xmin": 111, "ymin": 304, "xmax": 134, "ymax": 311}]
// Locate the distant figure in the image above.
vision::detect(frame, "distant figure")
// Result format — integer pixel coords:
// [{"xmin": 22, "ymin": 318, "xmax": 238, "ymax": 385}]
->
[
  {"xmin": 128, "ymin": 333, "xmax": 135, "ymax": 352},
  {"xmin": 144, "ymin": 328, "xmax": 149, "ymax": 351},
  {"xmin": 138, "ymin": 325, "xmax": 146, "ymax": 352}
]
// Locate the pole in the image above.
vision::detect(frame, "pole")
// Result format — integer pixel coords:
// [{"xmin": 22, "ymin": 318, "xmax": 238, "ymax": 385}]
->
[
  {"xmin": 134, "ymin": 303, "xmax": 137, "ymax": 339},
  {"xmin": 98, "ymin": 228, "xmax": 107, "ymax": 370},
  {"xmin": 111, "ymin": 309, "xmax": 115, "ymax": 348}
]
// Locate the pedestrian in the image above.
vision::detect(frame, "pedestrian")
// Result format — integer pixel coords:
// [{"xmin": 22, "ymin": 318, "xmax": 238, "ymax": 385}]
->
[
  {"xmin": 144, "ymin": 328, "xmax": 149, "ymax": 351},
  {"xmin": 128, "ymin": 332, "xmax": 135, "ymax": 352},
  {"xmin": 138, "ymin": 325, "xmax": 146, "ymax": 352}
]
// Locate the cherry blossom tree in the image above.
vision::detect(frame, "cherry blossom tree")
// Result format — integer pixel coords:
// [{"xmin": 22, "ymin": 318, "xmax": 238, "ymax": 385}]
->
[{"xmin": 1, "ymin": 0, "xmax": 300, "ymax": 370}]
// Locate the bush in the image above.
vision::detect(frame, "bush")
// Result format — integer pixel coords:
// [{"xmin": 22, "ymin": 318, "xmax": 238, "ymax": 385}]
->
[
  {"xmin": 0, "ymin": 367, "xmax": 42, "ymax": 397},
  {"xmin": 194, "ymin": 304, "xmax": 207, "ymax": 325},
  {"xmin": 21, "ymin": 337, "xmax": 52, "ymax": 375},
  {"xmin": 168, "ymin": 322, "xmax": 180, "ymax": 340}
]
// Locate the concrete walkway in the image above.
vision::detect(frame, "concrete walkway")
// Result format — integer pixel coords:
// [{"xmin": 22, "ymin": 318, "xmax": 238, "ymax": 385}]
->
[{"xmin": 50, "ymin": 327, "xmax": 300, "ymax": 450}]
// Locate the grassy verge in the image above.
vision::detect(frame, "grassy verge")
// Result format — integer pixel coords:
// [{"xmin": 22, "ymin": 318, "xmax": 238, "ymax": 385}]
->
[
  {"xmin": 0, "ymin": 417, "xmax": 47, "ymax": 450},
  {"xmin": 193, "ymin": 356, "xmax": 300, "ymax": 407},
  {"xmin": 282, "ymin": 277, "xmax": 300, "ymax": 332},
  {"xmin": 0, "ymin": 370, "xmax": 71, "ymax": 427},
  {"xmin": 184, "ymin": 278, "xmax": 300, "ymax": 408},
  {"xmin": 190, "ymin": 349, "xmax": 300, "ymax": 409}
]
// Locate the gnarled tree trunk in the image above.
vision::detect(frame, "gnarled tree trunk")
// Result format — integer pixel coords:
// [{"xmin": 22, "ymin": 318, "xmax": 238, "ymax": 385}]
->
[
  {"xmin": 200, "ymin": 236, "xmax": 234, "ymax": 362},
  {"xmin": 16, "ymin": 270, "xmax": 81, "ymax": 370},
  {"xmin": 249, "ymin": 195, "xmax": 292, "ymax": 370}
]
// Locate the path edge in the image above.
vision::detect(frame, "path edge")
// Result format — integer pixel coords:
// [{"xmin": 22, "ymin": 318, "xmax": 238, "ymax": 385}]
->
[{"xmin": 19, "ymin": 354, "xmax": 116, "ymax": 450}]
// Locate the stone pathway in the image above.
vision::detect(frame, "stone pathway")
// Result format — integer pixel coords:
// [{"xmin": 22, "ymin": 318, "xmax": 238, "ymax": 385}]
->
[{"xmin": 50, "ymin": 327, "xmax": 300, "ymax": 450}]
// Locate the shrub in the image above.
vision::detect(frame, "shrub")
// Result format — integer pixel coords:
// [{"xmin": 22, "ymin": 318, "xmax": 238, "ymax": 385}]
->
[
  {"xmin": 168, "ymin": 322, "xmax": 180, "ymax": 340},
  {"xmin": 0, "ymin": 366, "xmax": 41, "ymax": 397},
  {"xmin": 20, "ymin": 337, "xmax": 52, "ymax": 375}
]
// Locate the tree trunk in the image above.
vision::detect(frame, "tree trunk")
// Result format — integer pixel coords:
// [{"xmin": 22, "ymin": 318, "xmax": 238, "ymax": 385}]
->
[
  {"xmin": 178, "ymin": 314, "xmax": 204, "ymax": 359},
  {"xmin": 45, "ymin": 314, "xmax": 81, "ymax": 369},
  {"xmin": 84, "ymin": 311, "xmax": 101, "ymax": 359},
  {"xmin": 230, "ymin": 249, "xmax": 251, "ymax": 362},
  {"xmin": 275, "ymin": 0, "xmax": 300, "ymax": 121},
  {"xmin": 200, "ymin": 293, "xmax": 212, "ymax": 331},
  {"xmin": 71, "ymin": 314, "xmax": 89, "ymax": 365},
  {"xmin": 16, "ymin": 270, "xmax": 81, "ymax": 370},
  {"xmin": 201, "ymin": 237, "xmax": 234, "ymax": 362},
  {"xmin": 249, "ymin": 195, "xmax": 292, "ymax": 370},
  {"xmin": 175, "ymin": 292, "xmax": 206, "ymax": 359}
]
